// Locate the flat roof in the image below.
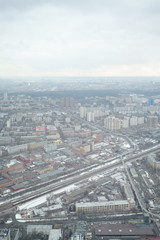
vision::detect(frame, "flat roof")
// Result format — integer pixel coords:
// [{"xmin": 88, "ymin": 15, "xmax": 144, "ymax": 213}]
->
[
  {"xmin": 48, "ymin": 229, "xmax": 62, "ymax": 240},
  {"xmin": 76, "ymin": 200, "xmax": 130, "ymax": 208},
  {"xmin": 94, "ymin": 223, "xmax": 154, "ymax": 236},
  {"xmin": 27, "ymin": 225, "xmax": 52, "ymax": 230}
]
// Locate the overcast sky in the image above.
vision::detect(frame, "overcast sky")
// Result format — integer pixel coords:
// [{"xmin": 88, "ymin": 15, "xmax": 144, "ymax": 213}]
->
[{"xmin": 0, "ymin": 0, "xmax": 160, "ymax": 78}]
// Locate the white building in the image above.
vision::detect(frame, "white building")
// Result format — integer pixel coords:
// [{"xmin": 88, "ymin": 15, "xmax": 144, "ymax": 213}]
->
[
  {"xmin": 130, "ymin": 116, "xmax": 138, "ymax": 126},
  {"xmin": 87, "ymin": 112, "xmax": 95, "ymax": 122},
  {"xmin": 104, "ymin": 117, "xmax": 121, "ymax": 130},
  {"xmin": 122, "ymin": 117, "xmax": 129, "ymax": 128},
  {"xmin": 48, "ymin": 229, "xmax": 62, "ymax": 240},
  {"xmin": 80, "ymin": 107, "xmax": 87, "ymax": 118},
  {"xmin": 137, "ymin": 117, "xmax": 144, "ymax": 125}
]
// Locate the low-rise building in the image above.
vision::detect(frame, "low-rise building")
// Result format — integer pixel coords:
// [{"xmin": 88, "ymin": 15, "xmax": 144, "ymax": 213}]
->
[
  {"xmin": 94, "ymin": 223, "xmax": 157, "ymax": 239},
  {"xmin": 48, "ymin": 229, "xmax": 62, "ymax": 240},
  {"xmin": 76, "ymin": 200, "xmax": 134, "ymax": 214},
  {"xmin": 27, "ymin": 225, "xmax": 52, "ymax": 235}
]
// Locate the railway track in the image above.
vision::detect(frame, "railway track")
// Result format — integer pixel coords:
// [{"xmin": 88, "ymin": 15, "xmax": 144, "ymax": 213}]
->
[{"xmin": 0, "ymin": 144, "xmax": 160, "ymax": 216}]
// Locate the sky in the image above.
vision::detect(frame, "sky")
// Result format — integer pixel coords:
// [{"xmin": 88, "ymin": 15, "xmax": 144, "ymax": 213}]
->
[{"xmin": 0, "ymin": 0, "xmax": 160, "ymax": 78}]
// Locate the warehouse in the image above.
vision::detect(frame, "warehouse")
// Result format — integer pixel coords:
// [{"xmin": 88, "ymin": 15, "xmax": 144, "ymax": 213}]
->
[
  {"xmin": 94, "ymin": 223, "xmax": 157, "ymax": 239},
  {"xmin": 76, "ymin": 200, "xmax": 133, "ymax": 214}
]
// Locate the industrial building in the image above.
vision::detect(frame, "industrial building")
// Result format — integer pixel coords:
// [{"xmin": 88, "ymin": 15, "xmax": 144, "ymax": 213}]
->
[
  {"xmin": 94, "ymin": 223, "xmax": 158, "ymax": 239},
  {"xmin": 76, "ymin": 200, "xmax": 134, "ymax": 214}
]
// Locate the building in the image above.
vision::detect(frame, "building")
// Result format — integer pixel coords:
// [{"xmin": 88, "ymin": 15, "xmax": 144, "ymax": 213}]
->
[
  {"xmin": 61, "ymin": 97, "xmax": 74, "ymax": 108},
  {"xmin": 28, "ymin": 141, "xmax": 47, "ymax": 150},
  {"xmin": 7, "ymin": 144, "xmax": 28, "ymax": 154},
  {"xmin": 94, "ymin": 223, "xmax": 157, "ymax": 239},
  {"xmin": 44, "ymin": 143, "xmax": 57, "ymax": 153},
  {"xmin": 27, "ymin": 225, "xmax": 52, "ymax": 235},
  {"xmin": 0, "ymin": 162, "xmax": 23, "ymax": 173},
  {"xmin": 80, "ymin": 107, "xmax": 87, "ymax": 118},
  {"xmin": 104, "ymin": 117, "xmax": 122, "ymax": 130},
  {"xmin": 147, "ymin": 154, "xmax": 160, "ymax": 171},
  {"xmin": 130, "ymin": 116, "xmax": 138, "ymax": 126},
  {"xmin": 72, "ymin": 141, "xmax": 94, "ymax": 155},
  {"xmin": 149, "ymin": 98, "xmax": 154, "ymax": 106},
  {"xmin": 71, "ymin": 232, "xmax": 84, "ymax": 240},
  {"xmin": 48, "ymin": 229, "xmax": 62, "ymax": 240},
  {"xmin": 122, "ymin": 117, "xmax": 129, "ymax": 128},
  {"xmin": 137, "ymin": 116, "xmax": 144, "ymax": 125},
  {"xmin": 87, "ymin": 112, "xmax": 95, "ymax": 122},
  {"xmin": 147, "ymin": 116, "xmax": 158, "ymax": 128},
  {"xmin": 3, "ymin": 92, "xmax": 8, "ymax": 101},
  {"xmin": 76, "ymin": 200, "xmax": 134, "ymax": 214},
  {"xmin": 64, "ymin": 187, "xmax": 90, "ymax": 203},
  {"xmin": 124, "ymin": 183, "xmax": 135, "ymax": 201},
  {"xmin": 46, "ymin": 125, "xmax": 58, "ymax": 135}
]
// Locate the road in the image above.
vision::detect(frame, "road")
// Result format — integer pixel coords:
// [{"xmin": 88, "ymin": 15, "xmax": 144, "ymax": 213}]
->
[{"xmin": 121, "ymin": 157, "xmax": 160, "ymax": 220}]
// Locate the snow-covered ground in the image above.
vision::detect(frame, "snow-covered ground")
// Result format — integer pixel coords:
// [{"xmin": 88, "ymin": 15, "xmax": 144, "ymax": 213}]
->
[{"xmin": 18, "ymin": 184, "xmax": 78, "ymax": 210}]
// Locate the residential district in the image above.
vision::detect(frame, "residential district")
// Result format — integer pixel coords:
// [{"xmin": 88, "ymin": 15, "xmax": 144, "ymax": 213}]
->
[{"xmin": 0, "ymin": 87, "xmax": 160, "ymax": 239}]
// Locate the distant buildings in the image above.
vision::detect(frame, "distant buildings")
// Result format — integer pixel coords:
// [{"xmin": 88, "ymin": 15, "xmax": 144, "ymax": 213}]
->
[
  {"xmin": 61, "ymin": 97, "xmax": 74, "ymax": 108},
  {"xmin": 147, "ymin": 154, "xmax": 160, "ymax": 172},
  {"xmin": 147, "ymin": 116, "xmax": 158, "ymax": 128},
  {"xmin": 79, "ymin": 106, "xmax": 108, "ymax": 121},
  {"xmin": 104, "ymin": 115, "xmax": 145, "ymax": 130},
  {"xmin": 104, "ymin": 117, "xmax": 121, "ymax": 130},
  {"xmin": 149, "ymin": 98, "xmax": 154, "ymax": 106}
]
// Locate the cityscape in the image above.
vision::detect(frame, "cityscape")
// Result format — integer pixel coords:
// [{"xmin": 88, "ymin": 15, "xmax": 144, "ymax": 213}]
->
[
  {"xmin": 0, "ymin": 78, "xmax": 160, "ymax": 239},
  {"xmin": 1, "ymin": 0, "xmax": 160, "ymax": 239}
]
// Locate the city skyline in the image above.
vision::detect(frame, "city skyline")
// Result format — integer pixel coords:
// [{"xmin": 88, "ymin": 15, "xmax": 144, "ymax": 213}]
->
[{"xmin": 0, "ymin": 0, "xmax": 160, "ymax": 78}]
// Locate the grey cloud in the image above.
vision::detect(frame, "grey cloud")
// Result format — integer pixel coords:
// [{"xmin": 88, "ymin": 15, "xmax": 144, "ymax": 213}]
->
[{"xmin": 0, "ymin": 0, "xmax": 160, "ymax": 77}]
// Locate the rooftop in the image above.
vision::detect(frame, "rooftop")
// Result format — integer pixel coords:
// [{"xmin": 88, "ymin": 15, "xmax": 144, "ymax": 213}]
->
[
  {"xmin": 94, "ymin": 223, "xmax": 155, "ymax": 237},
  {"xmin": 76, "ymin": 200, "xmax": 130, "ymax": 208}
]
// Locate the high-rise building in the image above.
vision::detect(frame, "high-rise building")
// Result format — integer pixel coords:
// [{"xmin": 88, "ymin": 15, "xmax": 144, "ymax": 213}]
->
[
  {"xmin": 61, "ymin": 97, "xmax": 74, "ymax": 108},
  {"xmin": 137, "ymin": 116, "xmax": 144, "ymax": 125},
  {"xmin": 147, "ymin": 116, "xmax": 158, "ymax": 128},
  {"xmin": 122, "ymin": 117, "xmax": 129, "ymax": 128},
  {"xmin": 148, "ymin": 98, "xmax": 154, "ymax": 106},
  {"xmin": 104, "ymin": 117, "xmax": 121, "ymax": 130},
  {"xmin": 87, "ymin": 112, "xmax": 95, "ymax": 122},
  {"xmin": 80, "ymin": 107, "xmax": 86, "ymax": 118},
  {"xmin": 3, "ymin": 92, "xmax": 8, "ymax": 101},
  {"xmin": 130, "ymin": 116, "xmax": 138, "ymax": 126}
]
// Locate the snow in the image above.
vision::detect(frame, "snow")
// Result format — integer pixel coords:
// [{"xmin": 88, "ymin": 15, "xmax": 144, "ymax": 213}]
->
[
  {"xmin": 149, "ymin": 200, "xmax": 154, "ymax": 207},
  {"xmin": 18, "ymin": 195, "xmax": 47, "ymax": 210},
  {"xmin": 122, "ymin": 143, "xmax": 130, "ymax": 149},
  {"xmin": 18, "ymin": 184, "xmax": 78, "ymax": 210},
  {"xmin": 16, "ymin": 213, "xmax": 22, "ymax": 219},
  {"xmin": 6, "ymin": 159, "xmax": 19, "ymax": 167},
  {"xmin": 111, "ymin": 172, "xmax": 123, "ymax": 180},
  {"xmin": 17, "ymin": 217, "xmax": 68, "ymax": 223},
  {"xmin": 89, "ymin": 154, "xmax": 99, "ymax": 159},
  {"xmin": 42, "ymin": 204, "xmax": 62, "ymax": 211},
  {"xmin": 54, "ymin": 184, "xmax": 78, "ymax": 194},
  {"xmin": 5, "ymin": 218, "xmax": 12, "ymax": 224}
]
